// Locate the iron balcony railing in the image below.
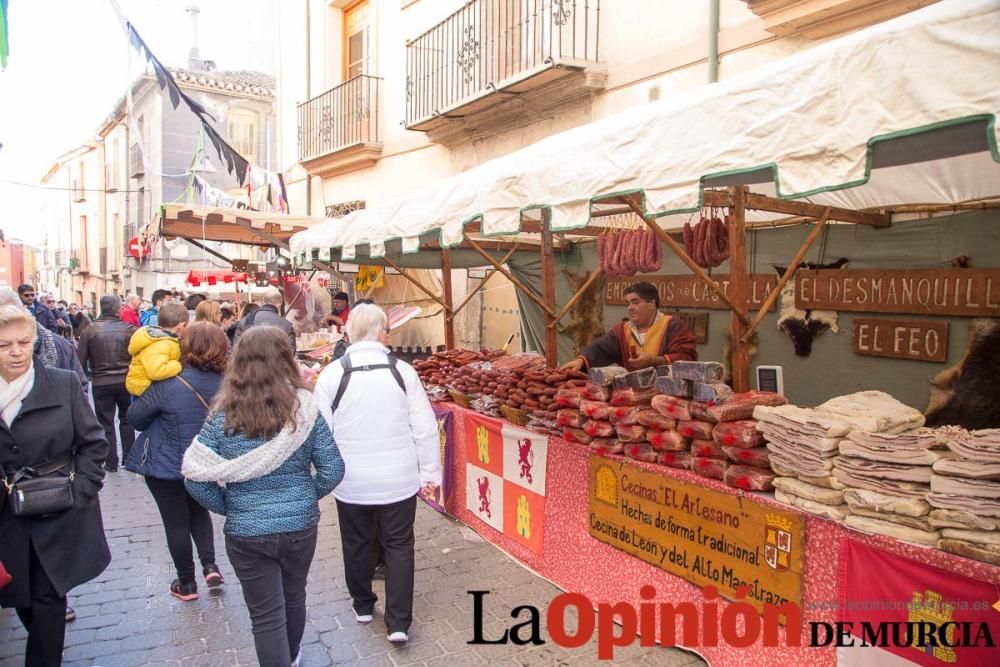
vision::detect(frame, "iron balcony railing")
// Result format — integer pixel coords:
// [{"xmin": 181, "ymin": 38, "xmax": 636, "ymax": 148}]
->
[
  {"xmin": 405, "ymin": 0, "xmax": 601, "ymax": 127},
  {"xmin": 298, "ymin": 74, "xmax": 383, "ymax": 163}
]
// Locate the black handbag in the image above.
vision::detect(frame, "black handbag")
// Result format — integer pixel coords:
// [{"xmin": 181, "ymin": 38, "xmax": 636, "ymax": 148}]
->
[{"xmin": 2, "ymin": 454, "xmax": 75, "ymax": 517}]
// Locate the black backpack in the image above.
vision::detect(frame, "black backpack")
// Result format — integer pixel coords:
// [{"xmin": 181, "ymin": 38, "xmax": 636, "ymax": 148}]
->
[{"xmin": 331, "ymin": 352, "xmax": 407, "ymax": 411}]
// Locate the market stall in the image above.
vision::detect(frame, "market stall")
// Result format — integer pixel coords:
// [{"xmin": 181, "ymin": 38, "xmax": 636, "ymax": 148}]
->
[{"xmin": 290, "ymin": 1, "xmax": 1000, "ymax": 664}]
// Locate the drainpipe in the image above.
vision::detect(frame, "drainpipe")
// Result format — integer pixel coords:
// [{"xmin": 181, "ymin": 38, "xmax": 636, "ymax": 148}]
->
[
  {"xmin": 305, "ymin": 0, "xmax": 312, "ymax": 216},
  {"xmin": 708, "ymin": 0, "xmax": 720, "ymax": 83}
]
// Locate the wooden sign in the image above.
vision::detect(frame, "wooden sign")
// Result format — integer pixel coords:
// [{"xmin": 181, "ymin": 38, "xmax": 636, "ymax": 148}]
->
[
  {"xmin": 665, "ymin": 310, "xmax": 709, "ymax": 344},
  {"xmin": 605, "ymin": 274, "xmax": 778, "ymax": 310},
  {"xmin": 588, "ymin": 456, "xmax": 804, "ymax": 613},
  {"xmin": 852, "ymin": 318, "xmax": 949, "ymax": 363},
  {"xmin": 795, "ymin": 269, "xmax": 1000, "ymax": 317}
]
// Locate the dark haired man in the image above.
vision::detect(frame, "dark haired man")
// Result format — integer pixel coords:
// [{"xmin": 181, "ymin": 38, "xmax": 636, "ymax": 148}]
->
[
  {"xmin": 561, "ymin": 281, "xmax": 697, "ymax": 372},
  {"xmin": 140, "ymin": 289, "xmax": 173, "ymax": 327},
  {"xmin": 323, "ymin": 291, "xmax": 351, "ymax": 332},
  {"xmin": 18, "ymin": 283, "xmax": 58, "ymax": 333}
]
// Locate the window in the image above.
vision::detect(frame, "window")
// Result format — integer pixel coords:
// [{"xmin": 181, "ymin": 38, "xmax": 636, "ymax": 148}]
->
[
  {"xmin": 78, "ymin": 216, "xmax": 89, "ymax": 269},
  {"xmin": 228, "ymin": 108, "xmax": 259, "ymax": 163},
  {"xmin": 73, "ymin": 161, "xmax": 86, "ymax": 202},
  {"xmin": 109, "ymin": 137, "xmax": 119, "ymax": 190},
  {"xmin": 344, "ymin": 1, "xmax": 369, "ymax": 80}
]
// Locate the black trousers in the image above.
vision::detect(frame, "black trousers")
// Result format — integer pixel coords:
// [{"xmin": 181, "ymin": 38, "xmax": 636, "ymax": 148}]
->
[
  {"xmin": 226, "ymin": 526, "xmax": 318, "ymax": 667},
  {"xmin": 92, "ymin": 383, "xmax": 135, "ymax": 469},
  {"xmin": 15, "ymin": 539, "xmax": 68, "ymax": 667},
  {"xmin": 145, "ymin": 477, "xmax": 216, "ymax": 584},
  {"xmin": 336, "ymin": 495, "xmax": 416, "ymax": 633}
]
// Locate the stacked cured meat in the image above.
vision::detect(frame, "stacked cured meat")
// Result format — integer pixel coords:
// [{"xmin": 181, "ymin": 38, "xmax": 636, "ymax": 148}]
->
[
  {"xmin": 835, "ymin": 427, "xmax": 949, "ymax": 548},
  {"xmin": 930, "ymin": 429, "xmax": 1000, "ymax": 565},
  {"xmin": 754, "ymin": 405, "xmax": 854, "ymax": 520},
  {"xmin": 655, "ymin": 361, "xmax": 786, "ymax": 488}
]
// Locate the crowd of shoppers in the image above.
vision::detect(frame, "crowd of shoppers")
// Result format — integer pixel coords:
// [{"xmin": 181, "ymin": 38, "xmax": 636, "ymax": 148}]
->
[{"xmin": 0, "ymin": 284, "xmax": 442, "ymax": 667}]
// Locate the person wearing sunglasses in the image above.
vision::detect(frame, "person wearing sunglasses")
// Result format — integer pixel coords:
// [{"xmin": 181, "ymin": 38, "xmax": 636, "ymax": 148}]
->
[{"xmin": 17, "ymin": 285, "xmax": 58, "ymax": 334}]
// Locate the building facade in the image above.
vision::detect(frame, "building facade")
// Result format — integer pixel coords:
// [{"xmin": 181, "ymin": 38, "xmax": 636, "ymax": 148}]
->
[
  {"xmin": 276, "ymin": 0, "xmax": 939, "ymax": 351},
  {"xmin": 38, "ymin": 65, "xmax": 277, "ymax": 307}
]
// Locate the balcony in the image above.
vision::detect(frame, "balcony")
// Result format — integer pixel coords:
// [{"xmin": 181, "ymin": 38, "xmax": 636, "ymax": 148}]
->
[
  {"xmin": 70, "ymin": 250, "xmax": 89, "ymax": 275},
  {"xmin": 741, "ymin": 0, "xmax": 940, "ymax": 40},
  {"xmin": 405, "ymin": 0, "xmax": 605, "ymax": 136},
  {"xmin": 298, "ymin": 74, "xmax": 383, "ymax": 178}
]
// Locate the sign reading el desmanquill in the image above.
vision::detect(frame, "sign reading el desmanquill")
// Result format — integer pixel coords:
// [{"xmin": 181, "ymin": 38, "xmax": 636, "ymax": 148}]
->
[
  {"xmin": 795, "ymin": 269, "xmax": 1000, "ymax": 317},
  {"xmin": 588, "ymin": 456, "xmax": 804, "ymax": 614}
]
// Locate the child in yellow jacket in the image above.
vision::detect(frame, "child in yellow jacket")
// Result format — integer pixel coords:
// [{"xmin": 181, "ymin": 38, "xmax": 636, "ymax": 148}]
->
[{"xmin": 126, "ymin": 301, "xmax": 190, "ymax": 396}]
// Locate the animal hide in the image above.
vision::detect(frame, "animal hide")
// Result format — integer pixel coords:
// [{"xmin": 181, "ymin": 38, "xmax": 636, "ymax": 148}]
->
[
  {"xmin": 560, "ymin": 269, "xmax": 605, "ymax": 355},
  {"xmin": 925, "ymin": 318, "xmax": 1000, "ymax": 430},
  {"xmin": 774, "ymin": 257, "xmax": 848, "ymax": 356}
]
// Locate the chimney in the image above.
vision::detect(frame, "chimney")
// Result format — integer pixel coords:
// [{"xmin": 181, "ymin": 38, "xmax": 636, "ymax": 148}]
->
[{"xmin": 186, "ymin": 5, "xmax": 202, "ymax": 70}]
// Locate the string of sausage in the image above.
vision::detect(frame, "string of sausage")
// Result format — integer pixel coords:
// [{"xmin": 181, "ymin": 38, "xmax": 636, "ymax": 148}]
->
[
  {"xmin": 683, "ymin": 214, "xmax": 730, "ymax": 268},
  {"xmin": 599, "ymin": 228, "xmax": 664, "ymax": 277}
]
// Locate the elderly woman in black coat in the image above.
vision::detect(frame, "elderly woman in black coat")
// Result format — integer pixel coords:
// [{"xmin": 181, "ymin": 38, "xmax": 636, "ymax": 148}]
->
[{"xmin": 0, "ymin": 305, "xmax": 111, "ymax": 667}]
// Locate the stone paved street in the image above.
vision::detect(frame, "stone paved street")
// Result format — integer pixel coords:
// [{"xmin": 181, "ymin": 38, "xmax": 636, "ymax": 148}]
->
[{"xmin": 0, "ymin": 470, "xmax": 706, "ymax": 667}]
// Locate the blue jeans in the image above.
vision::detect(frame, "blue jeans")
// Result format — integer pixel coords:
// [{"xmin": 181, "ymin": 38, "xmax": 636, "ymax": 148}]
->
[{"xmin": 225, "ymin": 526, "xmax": 318, "ymax": 667}]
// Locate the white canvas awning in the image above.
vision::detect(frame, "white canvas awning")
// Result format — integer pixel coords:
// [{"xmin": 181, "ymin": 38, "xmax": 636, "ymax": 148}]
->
[{"xmin": 291, "ymin": 0, "xmax": 1000, "ymax": 263}]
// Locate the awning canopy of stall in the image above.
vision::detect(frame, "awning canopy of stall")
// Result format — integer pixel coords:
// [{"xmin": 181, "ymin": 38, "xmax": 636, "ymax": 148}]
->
[
  {"xmin": 291, "ymin": 0, "xmax": 1000, "ymax": 264},
  {"xmin": 155, "ymin": 203, "xmax": 323, "ymax": 248}
]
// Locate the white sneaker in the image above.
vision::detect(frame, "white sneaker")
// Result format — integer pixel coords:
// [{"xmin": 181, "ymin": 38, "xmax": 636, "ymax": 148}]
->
[
  {"xmin": 387, "ymin": 631, "xmax": 408, "ymax": 644},
  {"xmin": 291, "ymin": 650, "xmax": 301, "ymax": 667},
  {"xmin": 354, "ymin": 610, "xmax": 374, "ymax": 624}
]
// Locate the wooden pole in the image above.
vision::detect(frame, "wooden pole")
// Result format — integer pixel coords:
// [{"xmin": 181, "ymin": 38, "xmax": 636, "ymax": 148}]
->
[
  {"xmin": 448, "ymin": 246, "xmax": 518, "ymax": 321},
  {"xmin": 548, "ymin": 269, "xmax": 603, "ymax": 328},
  {"xmin": 381, "ymin": 255, "xmax": 451, "ymax": 312},
  {"xmin": 541, "ymin": 209, "xmax": 558, "ymax": 367},
  {"xmin": 466, "ymin": 237, "xmax": 555, "ymax": 316},
  {"xmin": 740, "ymin": 207, "xmax": 831, "ymax": 343},
  {"xmin": 440, "ymin": 248, "xmax": 455, "ymax": 350},
  {"xmin": 729, "ymin": 186, "xmax": 751, "ymax": 392},
  {"xmin": 625, "ymin": 197, "xmax": 751, "ymax": 325}
]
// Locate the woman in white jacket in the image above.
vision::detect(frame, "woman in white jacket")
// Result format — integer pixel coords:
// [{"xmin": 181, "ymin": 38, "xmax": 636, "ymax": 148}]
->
[{"xmin": 313, "ymin": 303, "xmax": 441, "ymax": 645}]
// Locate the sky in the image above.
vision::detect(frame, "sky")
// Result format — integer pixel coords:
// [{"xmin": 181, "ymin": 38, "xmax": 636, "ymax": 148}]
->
[{"xmin": 0, "ymin": 0, "xmax": 277, "ymax": 244}]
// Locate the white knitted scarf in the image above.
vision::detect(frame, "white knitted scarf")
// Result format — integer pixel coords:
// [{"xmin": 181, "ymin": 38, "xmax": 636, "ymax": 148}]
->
[
  {"xmin": 0, "ymin": 363, "xmax": 35, "ymax": 426},
  {"xmin": 182, "ymin": 389, "xmax": 318, "ymax": 483}
]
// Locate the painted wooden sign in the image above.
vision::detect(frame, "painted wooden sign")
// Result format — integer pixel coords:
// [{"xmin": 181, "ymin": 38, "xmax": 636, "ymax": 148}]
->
[
  {"xmin": 605, "ymin": 274, "xmax": 778, "ymax": 310},
  {"xmin": 795, "ymin": 269, "xmax": 1000, "ymax": 317},
  {"xmin": 588, "ymin": 456, "xmax": 804, "ymax": 613},
  {"xmin": 665, "ymin": 310, "xmax": 709, "ymax": 344},
  {"xmin": 852, "ymin": 318, "xmax": 949, "ymax": 363}
]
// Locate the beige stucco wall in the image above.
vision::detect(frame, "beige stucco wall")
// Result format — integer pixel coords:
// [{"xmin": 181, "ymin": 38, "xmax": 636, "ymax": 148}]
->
[{"xmin": 277, "ymin": 0, "xmax": 936, "ymax": 350}]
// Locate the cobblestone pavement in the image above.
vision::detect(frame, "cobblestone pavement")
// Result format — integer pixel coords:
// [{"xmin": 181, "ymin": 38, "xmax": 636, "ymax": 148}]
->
[{"xmin": 1, "ymin": 470, "xmax": 707, "ymax": 666}]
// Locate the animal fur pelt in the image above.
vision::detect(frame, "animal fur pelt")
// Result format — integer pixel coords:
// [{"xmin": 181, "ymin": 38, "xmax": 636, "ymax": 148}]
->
[
  {"xmin": 925, "ymin": 319, "xmax": 1000, "ymax": 430},
  {"xmin": 774, "ymin": 257, "xmax": 848, "ymax": 356},
  {"xmin": 722, "ymin": 325, "xmax": 758, "ymax": 386},
  {"xmin": 559, "ymin": 269, "xmax": 605, "ymax": 355}
]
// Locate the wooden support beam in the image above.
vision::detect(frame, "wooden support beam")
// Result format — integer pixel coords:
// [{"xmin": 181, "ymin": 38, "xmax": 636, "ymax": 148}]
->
[
  {"xmin": 741, "ymin": 207, "xmax": 832, "ymax": 343},
  {"xmin": 541, "ymin": 209, "xmax": 558, "ymax": 367},
  {"xmin": 447, "ymin": 246, "xmax": 518, "ymax": 321},
  {"xmin": 729, "ymin": 187, "xmax": 751, "ymax": 392},
  {"xmin": 183, "ymin": 238, "xmax": 234, "ymax": 264},
  {"xmin": 230, "ymin": 217, "xmax": 347, "ymax": 282},
  {"xmin": 624, "ymin": 197, "xmax": 751, "ymax": 325},
  {"xmin": 745, "ymin": 192, "xmax": 889, "ymax": 227},
  {"xmin": 381, "ymin": 255, "xmax": 452, "ymax": 312},
  {"xmin": 440, "ymin": 248, "xmax": 456, "ymax": 349},
  {"xmin": 466, "ymin": 237, "xmax": 554, "ymax": 317},
  {"xmin": 548, "ymin": 269, "xmax": 603, "ymax": 328}
]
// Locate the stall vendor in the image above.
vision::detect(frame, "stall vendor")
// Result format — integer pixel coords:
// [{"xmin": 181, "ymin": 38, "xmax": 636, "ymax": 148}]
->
[
  {"xmin": 323, "ymin": 291, "xmax": 351, "ymax": 332},
  {"xmin": 560, "ymin": 281, "xmax": 697, "ymax": 372}
]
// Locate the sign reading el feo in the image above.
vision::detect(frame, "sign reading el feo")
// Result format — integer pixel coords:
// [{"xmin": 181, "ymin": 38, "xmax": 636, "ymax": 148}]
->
[
  {"xmin": 852, "ymin": 318, "xmax": 949, "ymax": 363},
  {"xmin": 589, "ymin": 456, "xmax": 804, "ymax": 613}
]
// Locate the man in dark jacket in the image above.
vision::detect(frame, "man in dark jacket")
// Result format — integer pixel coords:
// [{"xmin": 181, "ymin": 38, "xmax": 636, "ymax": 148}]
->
[
  {"xmin": 232, "ymin": 286, "xmax": 296, "ymax": 352},
  {"xmin": 18, "ymin": 284, "xmax": 58, "ymax": 334},
  {"xmin": 78, "ymin": 295, "xmax": 136, "ymax": 472},
  {"xmin": 560, "ymin": 281, "xmax": 698, "ymax": 372}
]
